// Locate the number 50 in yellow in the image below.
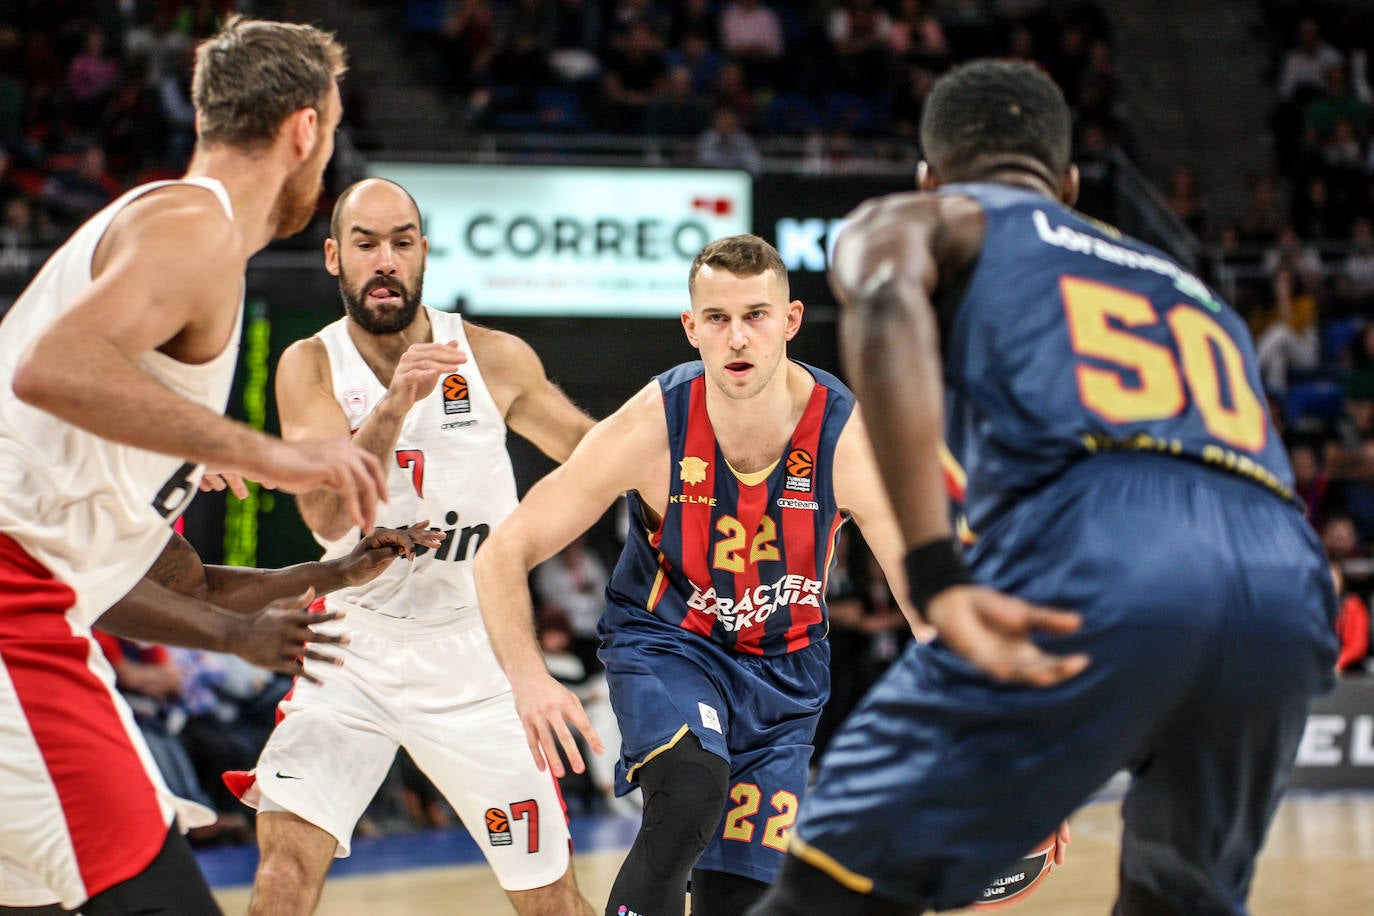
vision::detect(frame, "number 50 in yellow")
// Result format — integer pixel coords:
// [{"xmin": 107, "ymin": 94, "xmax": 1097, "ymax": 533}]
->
[{"xmin": 1061, "ymin": 276, "xmax": 1266, "ymax": 453}]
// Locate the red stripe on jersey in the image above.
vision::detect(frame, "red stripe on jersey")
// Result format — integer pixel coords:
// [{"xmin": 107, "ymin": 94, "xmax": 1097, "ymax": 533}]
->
[
  {"xmin": 0, "ymin": 534, "xmax": 168, "ymax": 900},
  {"xmin": 730, "ymin": 468, "xmax": 770, "ymax": 655},
  {"xmin": 677, "ymin": 376, "xmax": 718, "ymax": 638},
  {"xmin": 782, "ymin": 386, "xmax": 828, "ymax": 651}
]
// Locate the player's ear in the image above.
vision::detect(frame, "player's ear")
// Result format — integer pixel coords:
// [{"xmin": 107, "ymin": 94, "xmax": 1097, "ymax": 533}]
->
[
  {"xmin": 286, "ymin": 105, "xmax": 319, "ymax": 162},
  {"xmin": 681, "ymin": 308, "xmax": 700, "ymax": 349},
  {"xmin": 784, "ymin": 299, "xmax": 804, "ymax": 341},
  {"xmin": 917, "ymin": 161, "xmax": 940, "ymax": 191},
  {"xmin": 324, "ymin": 236, "xmax": 341, "ymax": 276},
  {"xmin": 1061, "ymin": 165, "xmax": 1080, "ymax": 207}
]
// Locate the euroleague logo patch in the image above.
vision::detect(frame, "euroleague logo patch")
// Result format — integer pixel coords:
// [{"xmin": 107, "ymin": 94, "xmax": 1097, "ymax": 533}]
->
[
  {"xmin": 485, "ymin": 806, "xmax": 512, "ymax": 846},
  {"xmin": 442, "ymin": 374, "xmax": 471, "ymax": 415},
  {"xmin": 784, "ymin": 448, "xmax": 813, "ymax": 493}
]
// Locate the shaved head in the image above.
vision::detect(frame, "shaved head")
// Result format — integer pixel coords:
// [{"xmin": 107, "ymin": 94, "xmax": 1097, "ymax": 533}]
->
[{"xmin": 330, "ymin": 178, "xmax": 423, "ymax": 240}]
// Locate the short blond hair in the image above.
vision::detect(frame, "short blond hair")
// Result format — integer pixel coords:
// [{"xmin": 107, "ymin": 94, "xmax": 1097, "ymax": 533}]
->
[
  {"xmin": 688, "ymin": 234, "xmax": 790, "ymax": 299},
  {"xmin": 192, "ymin": 16, "xmax": 347, "ymax": 149}
]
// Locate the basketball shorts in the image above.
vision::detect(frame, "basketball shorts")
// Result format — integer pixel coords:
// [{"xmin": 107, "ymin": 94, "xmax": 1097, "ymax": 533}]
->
[
  {"xmin": 0, "ymin": 533, "xmax": 213, "ymax": 911},
  {"xmin": 793, "ymin": 455, "xmax": 1339, "ymax": 911},
  {"xmin": 601, "ymin": 609, "xmax": 828, "ymax": 884},
  {"xmin": 239, "ymin": 601, "xmax": 571, "ymax": 892}
]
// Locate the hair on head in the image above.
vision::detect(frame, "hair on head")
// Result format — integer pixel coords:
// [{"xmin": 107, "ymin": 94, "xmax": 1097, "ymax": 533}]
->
[
  {"xmin": 920, "ymin": 59, "xmax": 1072, "ymax": 181},
  {"xmin": 689, "ymin": 234, "xmax": 789, "ymax": 299}
]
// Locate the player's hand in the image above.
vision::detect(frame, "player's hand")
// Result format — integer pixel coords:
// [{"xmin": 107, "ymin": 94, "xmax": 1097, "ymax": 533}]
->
[
  {"xmin": 341, "ymin": 521, "xmax": 444, "ymax": 587},
  {"xmin": 511, "ymin": 671, "xmax": 603, "ymax": 778},
  {"xmin": 266, "ymin": 437, "xmax": 389, "ymax": 532},
  {"xmin": 199, "ymin": 470, "xmax": 251, "ymax": 498},
  {"xmin": 388, "ymin": 340, "xmax": 466, "ymax": 407},
  {"xmin": 1053, "ymin": 820, "xmax": 1070, "ymax": 867},
  {"xmin": 224, "ymin": 587, "xmax": 347, "ymax": 685},
  {"xmin": 926, "ymin": 585, "xmax": 1089, "ymax": 686}
]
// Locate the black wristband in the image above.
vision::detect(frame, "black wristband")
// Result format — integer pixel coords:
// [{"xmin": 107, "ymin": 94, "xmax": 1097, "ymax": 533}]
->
[{"xmin": 904, "ymin": 537, "xmax": 972, "ymax": 619}]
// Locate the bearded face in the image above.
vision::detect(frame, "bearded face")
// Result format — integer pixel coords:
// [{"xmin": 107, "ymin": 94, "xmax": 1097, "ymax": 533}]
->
[{"xmin": 338, "ymin": 260, "xmax": 423, "ymax": 334}]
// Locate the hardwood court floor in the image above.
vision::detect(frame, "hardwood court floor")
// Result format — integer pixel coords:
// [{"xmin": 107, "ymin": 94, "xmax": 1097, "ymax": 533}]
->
[{"xmin": 212, "ymin": 792, "xmax": 1374, "ymax": 914}]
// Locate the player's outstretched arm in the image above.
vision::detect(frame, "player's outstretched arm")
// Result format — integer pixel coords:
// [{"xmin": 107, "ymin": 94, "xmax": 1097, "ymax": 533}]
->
[
  {"xmin": 468, "ymin": 322, "xmax": 596, "ymax": 462},
  {"xmin": 97, "ymin": 524, "xmax": 441, "ymax": 682},
  {"xmin": 833, "ymin": 195, "xmax": 1087, "ymax": 686},
  {"xmin": 11, "ymin": 189, "xmax": 387, "ymax": 531},
  {"xmin": 475, "ymin": 383, "xmax": 666, "ymax": 777}
]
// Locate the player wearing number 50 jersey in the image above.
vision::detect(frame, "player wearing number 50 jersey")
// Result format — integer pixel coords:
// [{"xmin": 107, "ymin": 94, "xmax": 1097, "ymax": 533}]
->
[
  {"xmin": 475, "ymin": 234, "xmax": 923, "ymax": 916},
  {"xmin": 753, "ymin": 60, "xmax": 1338, "ymax": 915}
]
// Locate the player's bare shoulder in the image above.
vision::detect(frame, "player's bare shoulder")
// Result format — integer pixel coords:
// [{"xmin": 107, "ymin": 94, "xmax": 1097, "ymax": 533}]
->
[
  {"xmin": 462, "ymin": 319, "xmax": 541, "ymax": 407},
  {"xmin": 276, "ymin": 336, "xmax": 334, "ymax": 402},
  {"xmin": 95, "ymin": 183, "xmax": 242, "ymax": 280}
]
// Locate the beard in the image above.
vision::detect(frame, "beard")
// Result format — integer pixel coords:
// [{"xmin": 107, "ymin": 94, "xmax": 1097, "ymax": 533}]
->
[
  {"xmin": 270, "ymin": 165, "xmax": 325, "ymax": 240},
  {"xmin": 339, "ymin": 267, "xmax": 423, "ymax": 335}
]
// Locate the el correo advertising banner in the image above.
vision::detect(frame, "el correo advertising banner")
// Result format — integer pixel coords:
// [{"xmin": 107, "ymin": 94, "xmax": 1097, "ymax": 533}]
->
[{"xmin": 368, "ymin": 162, "xmax": 751, "ymax": 317}]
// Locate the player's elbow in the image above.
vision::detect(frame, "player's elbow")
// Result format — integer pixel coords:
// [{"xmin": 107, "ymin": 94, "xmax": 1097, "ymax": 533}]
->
[{"xmin": 11, "ymin": 356, "xmax": 62, "ymax": 412}]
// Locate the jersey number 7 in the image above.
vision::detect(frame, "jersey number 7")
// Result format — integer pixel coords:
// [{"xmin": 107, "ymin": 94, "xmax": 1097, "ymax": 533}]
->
[{"xmin": 1061, "ymin": 275, "xmax": 1266, "ymax": 452}]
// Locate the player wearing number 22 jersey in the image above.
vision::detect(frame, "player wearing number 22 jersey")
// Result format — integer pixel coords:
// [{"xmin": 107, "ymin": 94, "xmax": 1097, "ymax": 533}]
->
[
  {"xmin": 760, "ymin": 64, "xmax": 1339, "ymax": 915},
  {"xmin": 599, "ymin": 360, "xmax": 850, "ymax": 885}
]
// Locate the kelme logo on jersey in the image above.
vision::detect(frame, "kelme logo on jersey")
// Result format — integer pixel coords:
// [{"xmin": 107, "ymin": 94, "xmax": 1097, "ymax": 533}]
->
[
  {"xmin": 686, "ymin": 574, "xmax": 823, "ymax": 631},
  {"xmin": 442, "ymin": 374, "xmax": 471, "ymax": 414},
  {"xmin": 484, "ymin": 807, "xmax": 512, "ymax": 846},
  {"xmin": 679, "ymin": 456, "xmax": 709, "ymax": 485},
  {"xmin": 785, "ymin": 448, "xmax": 813, "ymax": 493}
]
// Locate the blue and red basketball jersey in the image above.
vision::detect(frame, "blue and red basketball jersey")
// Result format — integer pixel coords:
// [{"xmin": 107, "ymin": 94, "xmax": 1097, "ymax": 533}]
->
[
  {"xmin": 604, "ymin": 361, "xmax": 853, "ymax": 657},
  {"xmin": 937, "ymin": 182, "xmax": 1294, "ymax": 536}
]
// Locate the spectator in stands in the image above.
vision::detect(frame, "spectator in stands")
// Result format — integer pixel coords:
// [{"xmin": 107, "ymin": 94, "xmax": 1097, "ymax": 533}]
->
[
  {"xmin": 1257, "ymin": 268, "xmax": 1320, "ymax": 395},
  {"xmin": 1238, "ymin": 173, "xmax": 1287, "ymax": 245},
  {"xmin": 601, "ymin": 18, "xmax": 667, "ymax": 131},
  {"xmin": 65, "ymin": 26, "xmax": 121, "ymax": 128},
  {"xmin": 1305, "ymin": 63, "xmax": 1371, "ymax": 141},
  {"xmin": 1292, "ymin": 442, "xmax": 1333, "ymax": 532},
  {"xmin": 102, "ymin": 61, "xmax": 168, "ymax": 178},
  {"xmin": 695, "ymin": 104, "xmax": 763, "ymax": 175},
  {"xmin": 39, "ymin": 140, "xmax": 118, "ymax": 226},
  {"xmin": 549, "ymin": 0, "xmax": 603, "ymax": 84},
  {"xmin": 123, "ymin": 7, "xmax": 191, "ymax": 86},
  {"xmin": 827, "ymin": 0, "xmax": 894, "ymax": 96},
  {"xmin": 1324, "ymin": 514, "xmax": 1365, "ymax": 564},
  {"xmin": 491, "ymin": 0, "xmax": 556, "ymax": 96},
  {"xmin": 1279, "ymin": 18, "xmax": 1345, "ymax": 103},
  {"xmin": 1337, "ymin": 217, "xmax": 1374, "ymax": 312},
  {"xmin": 440, "ymin": 0, "xmax": 498, "ymax": 101},
  {"xmin": 668, "ymin": 29, "xmax": 723, "ymax": 97},
  {"xmin": 719, "ymin": 0, "xmax": 784, "ymax": 88},
  {"xmin": 669, "ymin": 0, "xmax": 716, "ymax": 49},
  {"xmin": 1332, "ymin": 561, "xmax": 1371, "ymax": 674},
  {"xmin": 889, "ymin": 62, "xmax": 936, "ymax": 138},
  {"xmin": 889, "ymin": 0, "xmax": 949, "ymax": 66},
  {"xmin": 647, "ymin": 64, "xmax": 709, "ymax": 137},
  {"xmin": 1163, "ymin": 164, "xmax": 1209, "ymax": 238},
  {"xmin": 711, "ymin": 59, "xmax": 756, "ymax": 126},
  {"xmin": 532, "ymin": 534, "xmax": 612, "ymax": 677}
]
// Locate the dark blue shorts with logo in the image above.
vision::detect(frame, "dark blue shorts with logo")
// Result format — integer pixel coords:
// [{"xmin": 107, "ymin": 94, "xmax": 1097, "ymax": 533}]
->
[{"xmin": 600, "ymin": 604, "xmax": 829, "ymax": 883}]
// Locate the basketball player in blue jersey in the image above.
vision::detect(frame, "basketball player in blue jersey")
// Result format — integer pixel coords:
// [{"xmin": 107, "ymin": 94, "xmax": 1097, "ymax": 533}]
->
[
  {"xmin": 475, "ymin": 234, "xmax": 921, "ymax": 916},
  {"xmin": 751, "ymin": 60, "xmax": 1339, "ymax": 915}
]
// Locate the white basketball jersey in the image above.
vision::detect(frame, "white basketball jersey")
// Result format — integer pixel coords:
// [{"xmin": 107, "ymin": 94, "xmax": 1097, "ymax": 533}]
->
[
  {"xmin": 0, "ymin": 178, "xmax": 240, "ymax": 626},
  {"xmin": 314, "ymin": 308, "xmax": 518, "ymax": 624}
]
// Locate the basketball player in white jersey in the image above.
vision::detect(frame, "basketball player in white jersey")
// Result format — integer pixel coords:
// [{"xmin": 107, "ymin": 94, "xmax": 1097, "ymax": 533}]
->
[
  {"xmin": 0, "ymin": 522, "xmax": 442, "ymax": 915},
  {"xmin": 0, "ymin": 18, "xmax": 388, "ymax": 916},
  {"xmin": 232, "ymin": 178, "xmax": 599, "ymax": 915}
]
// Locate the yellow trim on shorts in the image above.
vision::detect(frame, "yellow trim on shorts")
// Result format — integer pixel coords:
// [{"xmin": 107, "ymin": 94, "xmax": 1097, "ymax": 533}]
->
[
  {"xmin": 625, "ymin": 723, "xmax": 691, "ymax": 783},
  {"xmin": 789, "ymin": 835, "xmax": 875, "ymax": 893}
]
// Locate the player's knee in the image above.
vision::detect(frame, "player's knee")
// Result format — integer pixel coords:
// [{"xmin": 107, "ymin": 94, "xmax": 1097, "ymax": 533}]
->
[
  {"xmin": 636, "ymin": 736, "xmax": 731, "ymax": 875},
  {"xmin": 250, "ymin": 847, "xmax": 329, "ymax": 916}
]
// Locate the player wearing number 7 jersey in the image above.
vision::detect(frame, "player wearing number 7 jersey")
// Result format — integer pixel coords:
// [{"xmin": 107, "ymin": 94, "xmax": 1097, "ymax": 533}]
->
[
  {"xmin": 475, "ymin": 234, "xmax": 924, "ymax": 916},
  {"xmin": 233, "ymin": 178, "xmax": 599, "ymax": 916},
  {"xmin": 751, "ymin": 60, "xmax": 1339, "ymax": 915}
]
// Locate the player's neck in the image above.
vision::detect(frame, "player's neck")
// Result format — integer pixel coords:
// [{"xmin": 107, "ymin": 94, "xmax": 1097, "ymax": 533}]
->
[
  {"xmin": 182, "ymin": 148, "xmax": 293, "ymax": 256},
  {"xmin": 706, "ymin": 360, "xmax": 810, "ymax": 470},
  {"xmin": 348, "ymin": 306, "xmax": 432, "ymax": 380}
]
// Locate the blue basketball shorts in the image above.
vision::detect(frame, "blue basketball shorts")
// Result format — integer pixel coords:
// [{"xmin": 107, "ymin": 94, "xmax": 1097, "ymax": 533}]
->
[
  {"xmin": 600, "ymin": 610, "xmax": 829, "ymax": 883},
  {"xmin": 792, "ymin": 455, "xmax": 1338, "ymax": 911}
]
